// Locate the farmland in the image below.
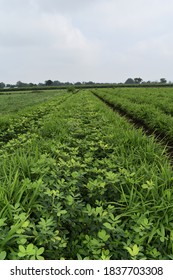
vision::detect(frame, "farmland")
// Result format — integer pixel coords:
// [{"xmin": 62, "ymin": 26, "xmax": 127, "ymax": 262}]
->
[
  {"xmin": 0, "ymin": 89, "xmax": 64, "ymax": 116},
  {"xmin": 1, "ymin": 88, "xmax": 173, "ymax": 260},
  {"xmin": 93, "ymin": 87, "xmax": 173, "ymax": 145}
]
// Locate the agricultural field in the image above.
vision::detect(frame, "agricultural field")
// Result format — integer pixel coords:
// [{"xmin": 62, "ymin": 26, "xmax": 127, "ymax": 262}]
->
[
  {"xmin": 1, "ymin": 88, "xmax": 173, "ymax": 260},
  {"xmin": 0, "ymin": 89, "xmax": 64, "ymax": 116},
  {"xmin": 93, "ymin": 87, "xmax": 173, "ymax": 144}
]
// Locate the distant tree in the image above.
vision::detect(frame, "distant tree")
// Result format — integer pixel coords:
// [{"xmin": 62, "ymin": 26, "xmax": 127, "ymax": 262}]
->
[
  {"xmin": 53, "ymin": 80, "xmax": 61, "ymax": 86},
  {"xmin": 45, "ymin": 80, "xmax": 53, "ymax": 86},
  {"xmin": 8, "ymin": 84, "xmax": 15, "ymax": 88},
  {"xmin": 160, "ymin": 78, "xmax": 167, "ymax": 84},
  {"xmin": 74, "ymin": 82, "xmax": 82, "ymax": 85},
  {"xmin": 64, "ymin": 82, "xmax": 73, "ymax": 86},
  {"xmin": 16, "ymin": 81, "xmax": 28, "ymax": 87},
  {"xmin": 134, "ymin": 77, "xmax": 143, "ymax": 84},
  {"xmin": 0, "ymin": 82, "xmax": 5, "ymax": 88},
  {"xmin": 86, "ymin": 81, "xmax": 95, "ymax": 85},
  {"xmin": 29, "ymin": 83, "xmax": 35, "ymax": 87},
  {"xmin": 38, "ymin": 83, "xmax": 44, "ymax": 87},
  {"xmin": 125, "ymin": 78, "xmax": 135, "ymax": 84}
]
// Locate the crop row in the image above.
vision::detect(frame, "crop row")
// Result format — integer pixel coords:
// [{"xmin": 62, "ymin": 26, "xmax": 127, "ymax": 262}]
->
[
  {"xmin": 93, "ymin": 88, "xmax": 173, "ymax": 143},
  {"xmin": 0, "ymin": 89, "xmax": 66, "ymax": 116},
  {"xmin": 1, "ymin": 91, "xmax": 173, "ymax": 260},
  {"xmin": 0, "ymin": 92, "xmax": 71, "ymax": 148},
  {"xmin": 106, "ymin": 87, "xmax": 173, "ymax": 116}
]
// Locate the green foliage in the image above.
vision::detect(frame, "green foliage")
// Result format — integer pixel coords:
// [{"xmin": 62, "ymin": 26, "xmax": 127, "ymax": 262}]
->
[
  {"xmin": 0, "ymin": 89, "xmax": 66, "ymax": 116},
  {"xmin": 67, "ymin": 85, "xmax": 76, "ymax": 93},
  {"xmin": 94, "ymin": 87, "xmax": 173, "ymax": 143},
  {"xmin": 1, "ymin": 90, "xmax": 173, "ymax": 260},
  {"xmin": 0, "ymin": 251, "xmax": 6, "ymax": 260},
  {"xmin": 18, "ymin": 244, "xmax": 44, "ymax": 260},
  {"xmin": 124, "ymin": 244, "xmax": 140, "ymax": 257}
]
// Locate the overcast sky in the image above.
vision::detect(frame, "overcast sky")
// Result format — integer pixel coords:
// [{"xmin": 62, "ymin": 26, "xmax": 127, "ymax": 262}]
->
[{"xmin": 0, "ymin": 0, "xmax": 173, "ymax": 84}]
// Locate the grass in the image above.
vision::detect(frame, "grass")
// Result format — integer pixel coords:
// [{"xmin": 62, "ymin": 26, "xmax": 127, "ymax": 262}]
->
[{"xmin": 0, "ymin": 89, "xmax": 66, "ymax": 116}]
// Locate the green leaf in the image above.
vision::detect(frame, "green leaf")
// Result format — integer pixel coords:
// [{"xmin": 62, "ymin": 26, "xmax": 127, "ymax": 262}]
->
[
  {"xmin": 125, "ymin": 244, "xmax": 139, "ymax": 257},
  {"xmin": 57, "ymin": 210, "xmax": 67, "ymax": 217},
  {"xmin": 132, "ymin": 244, "xmax": 139, "ymax": 256},
  {"xmin": 160, "ymin": 236, "xmax": 165, "ymax": 242},
  {"xmin": 71, "ymin": 171, "xmax": 78, "ymax": 178},
  {"xmin": 148, "ymin": 227, "xmax": 157, "ymax": 243},
  {"xmin": 37, "ymin": 255, "xmax": 44, "ymax": 260},
  {"xmin": 98, "ymin": 230, "xmax": 110, "ymax": 242},
  {"xmin": 18, "ymin": 252, "xmax": 26, "ymax": 257},
  {"xmin": 125, "ymin": 246, "xmax": 133, "ymax": 256},
  {"xmin": 151, "ymin": 248, "xmax": 160, "ymax": 258},
  {"xmin": 19, "ymin": 245, "xmax": 25, "ymax": 253},
  {"xmin": 26, "ymin": 244, "xmax": 35, "ymax": 254},
  {"xmin": 142, "ymin": 184, "xmax": 149, "ymax": 189},
  {"xmin": 20, "ymin": 238, "xmax": 27, "ymax": 245},
  {"xmin": 66, "ymin": 195, "xmax": 74, "ymax": 205},
  {"xmin": 37, "ymin": 247, "xmax": 44, "ymax": 256},
  {"xmin": 91, "ymin": 238, "xmax": 101, "ymax": 246},
  {"xmin": 143, "ymin": 218, "xmax": 148, "ymax": 226},
  {"xmin": 22, "ymin": 221, "xmax": 29, "ymax": 228},
  {"xmin": 170, "ymin": 230, "xmax": 173, "ymax": 241},
  {"xmin": 16, "ymin": 229, "xmax": 25, "ymax": 234},
  {"xmin": 0, "ymin": 218, "xmax": 6, "ymax": 227},
  {"xmin": 103, "ymin": 222, "xmax": 114, "ymax": 230},
  {"xmin": 161, "ymin": 224, "xmax": 165, "ymax": 237},
  {"xmin": 77, "ymin": 253, "xmax": 83, "ymax": 260},
  {"xmin": 86, "ymin": 204, "xmax": 92, "ymax": 214},
  {"xmin": 0, "ymin": 251, "xmax": 6, "ymax": 260}
]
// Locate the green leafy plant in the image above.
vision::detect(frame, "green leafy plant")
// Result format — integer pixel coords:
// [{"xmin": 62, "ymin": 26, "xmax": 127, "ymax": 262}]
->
[
  {"xmin": 18, "ymin": 244, "xmax": 44, "ymax": 260},
  {"xmin": 1, "ymin": 89, "xmax": 173, "ymax": 260}
]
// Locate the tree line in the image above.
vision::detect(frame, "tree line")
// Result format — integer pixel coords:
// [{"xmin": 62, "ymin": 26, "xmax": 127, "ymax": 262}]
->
[
  {"xmin": 0, "ymin": 77, "xmax": 169, "ymax": 89},
  {"xmin": 124, "ymin": 77, "xmax": 167, "ymax": 84},
  {"xmin": 0, "ymin": 80, "xmax": 99, "ymax": 89}
]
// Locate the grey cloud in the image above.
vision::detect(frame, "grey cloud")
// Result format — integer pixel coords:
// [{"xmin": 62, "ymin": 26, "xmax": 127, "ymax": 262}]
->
[{"xmin": 0, "ymin": 0, "xmax": 173, "ymax": 83}]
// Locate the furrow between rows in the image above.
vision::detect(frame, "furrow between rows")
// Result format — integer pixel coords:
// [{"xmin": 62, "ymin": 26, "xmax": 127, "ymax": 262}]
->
[{"xmin": 92, "ymin": 91, "xmax": 173, "ymax": 164}]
